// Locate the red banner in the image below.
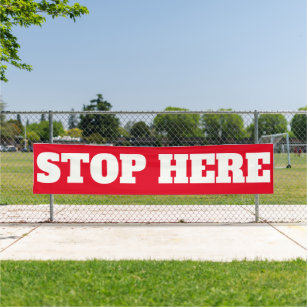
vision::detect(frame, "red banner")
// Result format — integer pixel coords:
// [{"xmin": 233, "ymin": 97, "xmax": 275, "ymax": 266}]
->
[{"xmin": 33, "ymin": 144, "xmax": 273, "ymax": 195}]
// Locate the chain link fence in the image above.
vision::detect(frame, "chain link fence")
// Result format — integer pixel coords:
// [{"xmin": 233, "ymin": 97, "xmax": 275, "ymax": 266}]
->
[{"xmin": 0, "ymin": 110, "xmax": 306, "ymax": 223}]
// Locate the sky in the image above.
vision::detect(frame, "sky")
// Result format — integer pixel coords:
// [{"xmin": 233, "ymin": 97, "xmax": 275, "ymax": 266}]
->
[{"xmin": 1, "ymin": 0, "xmax": 306, "ymax": 112}]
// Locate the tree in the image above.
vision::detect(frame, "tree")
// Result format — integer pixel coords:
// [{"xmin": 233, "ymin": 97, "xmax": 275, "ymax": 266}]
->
[
  {"xmin": 1, "ymin": 121, "xmax": 21, "ymax": 142},
  {"xmin": 0, "ymin": 98, "xmax": 6, "ymax": 133},
  {"xmin": 201, "ymin": 109, "xmax": 246, "ymax": 144},
  {"xmin": 65, "ymin": 127, "xmax": 82, "ymax": 138},
  {"xmin": 17, "ymin": 114, "xmax": 22, "ymax": 126},
  {"xmin": 27, "ymin": 120, "xmax": 64, "ymax": 141},
  {"xmin": 0, "ymin": 101, "xmax": 24, "ymax": 143},
  {"xmin": 26, "ymin": 130, "xmax": 40, "ymax": 144},
  {"xmin": 124, "ymin": 120, "xmax": 136, "ymax": 133},
  {"xmin": 40, "ymin": 114, "xmax": 46, "ymax": 122},
  {"xmin": 85, "ymin": 133, "xmax": 106, "ymax": 144},
  {"xmin": 0, "ymin": 0, "xmax": 88, "ymax": 82},
  {"xmin": 118, "ymin": 127, "xmax": 130, "ymax": 138},
  {"xmin": 130, "ymin": 121, "xmax": 151, "ymax": 138},
  {"xmin": 291, "ymin": 106, "xmax": 307, "ymax": 141},
  {"xmin": 247, "ymin": 114, "xmax": 288, "ymax": 139},
  {"xmin": 7, "ymin": 119, "xmax": 23, "ymax": 133},
  {"xmin": 153, "ymin": 107, "xmax": 202, "ymax": 145},
  {"xmin": 68, "ymin": 109, "xmax": 78, "ymax": 129},
  {"xmin": 78, "ymin": 94, "xmax": 120, "ymax": 142},
  {"xmin": 39, "ymin": 120, "xmax": 64, "ymax": 140},
  {"xmin": 26, "ymin": 122, "xmax": 40, "ymax": 139}
]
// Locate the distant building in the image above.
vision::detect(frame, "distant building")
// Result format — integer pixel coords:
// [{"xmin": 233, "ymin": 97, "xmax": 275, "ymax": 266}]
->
[{"xmin": 53, "ymin": 136, "xmax": 85, "ymax": 144}]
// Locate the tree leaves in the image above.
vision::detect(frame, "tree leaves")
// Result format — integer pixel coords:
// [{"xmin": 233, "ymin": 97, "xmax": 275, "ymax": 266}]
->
[{"xmin": 0, "ymin": 0, "xmax": 89, "ymax": 81}]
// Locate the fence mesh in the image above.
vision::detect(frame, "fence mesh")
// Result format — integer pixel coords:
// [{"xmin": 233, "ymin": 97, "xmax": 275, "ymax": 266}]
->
[{"xmin": 1, "ymin": 110, "xmax": 306, "ymax": 223}]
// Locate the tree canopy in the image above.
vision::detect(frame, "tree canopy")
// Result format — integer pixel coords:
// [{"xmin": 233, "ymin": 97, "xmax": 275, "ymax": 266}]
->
[
  {"xmin": 78, "ymin": 94, "xmax": 120, "ymax": 143},
  {"xmin": 0, "ymin": 0, "xmax": 88, "ymax": 81},
  {"xmin": 27, "ymin": 120, "xmax": 64, "ymax": 141},
  {"xmin": 65, "ymin": 127, "xmax": 82, "ymax": 138},
  {"xmin": 1, "ymin": 119, "xmax": 22, "ymax": 142},
  {"xmin": 130, "ymin": 121, "xmax": 151, "ymax": 138},
  {"xmin": 0, "ymin": 104, "xmax": 24, "ymax": 143},
  {"xmin": 247, "ymin": 114, "xmax": 288, "ymax": 139},
  {"xmin": 291, "ymin": 106, "xmax": 307, "ymax": 141},
  {"xmin": 153, "ymin": 107, "xmax": 202, "ymax": 145},
  {"xmin": 68, "ymin": 109, "xmax": 78, "ymax": 129},
  {"xmin": 202, "ymin": 109, "xmax": 246, "ymax": 144}
]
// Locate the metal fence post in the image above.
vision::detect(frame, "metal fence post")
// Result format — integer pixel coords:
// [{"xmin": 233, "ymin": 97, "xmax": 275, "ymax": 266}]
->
[
  {"xmin": 254, "ymin": 110, "xmax": 259, "ymax": 222},
  {"xmin": 49, "ymin": 110, "xmax": 54, "ymax": 222},
  {"xmin": 286, "ymin": 133, "xmax": 291, "ymax": 168}
]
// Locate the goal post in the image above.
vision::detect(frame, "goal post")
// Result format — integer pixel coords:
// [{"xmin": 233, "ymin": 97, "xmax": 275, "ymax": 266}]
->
[{"xmin": 259, "ymin": 133, "xmax": 291, "ymax": 168}]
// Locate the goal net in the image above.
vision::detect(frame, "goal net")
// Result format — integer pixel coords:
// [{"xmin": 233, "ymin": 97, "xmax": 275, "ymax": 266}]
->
[{"xmin": 259, "ymin": 133, "xmax": 291, "ymax": 168}]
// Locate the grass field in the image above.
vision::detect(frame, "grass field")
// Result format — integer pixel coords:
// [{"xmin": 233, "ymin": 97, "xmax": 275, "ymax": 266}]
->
[
  {"xmin": 0, "ymin": 152, "xmax": 306, "ymax": 205},
  {"xmin": 1, "ymin": 259, "xmax": 305, "ymax": 306}
]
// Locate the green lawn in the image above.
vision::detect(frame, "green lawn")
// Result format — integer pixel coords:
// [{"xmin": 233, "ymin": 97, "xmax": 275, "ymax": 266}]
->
[
  {"xmin": 0, "ymin": 260, "xmax": 305, "ymax": 306},
  {"xmin": 0, "ymin": 152, "xmax": 306, "ymax": 205}
]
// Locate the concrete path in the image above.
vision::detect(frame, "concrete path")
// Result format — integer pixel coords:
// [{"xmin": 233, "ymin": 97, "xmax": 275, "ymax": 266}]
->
[{"xmin": 0, "ymin": 223, "xmax": 306, "ymax": 261}]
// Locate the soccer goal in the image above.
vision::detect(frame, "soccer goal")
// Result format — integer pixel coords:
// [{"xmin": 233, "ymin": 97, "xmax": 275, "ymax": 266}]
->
[{"xmin": 259, "ymin": 133, "xmax": 291, "ymax": 168}]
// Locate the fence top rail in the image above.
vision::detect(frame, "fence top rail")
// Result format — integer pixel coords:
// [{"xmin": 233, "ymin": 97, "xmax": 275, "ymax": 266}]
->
[{"xmin": 1, "ymin": 110, "xmax": 307, "ymax": 115}]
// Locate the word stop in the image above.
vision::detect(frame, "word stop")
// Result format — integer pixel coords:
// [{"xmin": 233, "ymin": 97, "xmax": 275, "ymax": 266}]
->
[{"xmin": 33, "ymin": 144, "xmax": 273, "ymax": 195}]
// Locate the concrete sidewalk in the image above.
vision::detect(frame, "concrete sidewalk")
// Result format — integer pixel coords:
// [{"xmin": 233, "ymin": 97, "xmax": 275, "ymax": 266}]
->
[{"xmin": 0, "ymin": 223, "xmax": 306, "ymax": 261}]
